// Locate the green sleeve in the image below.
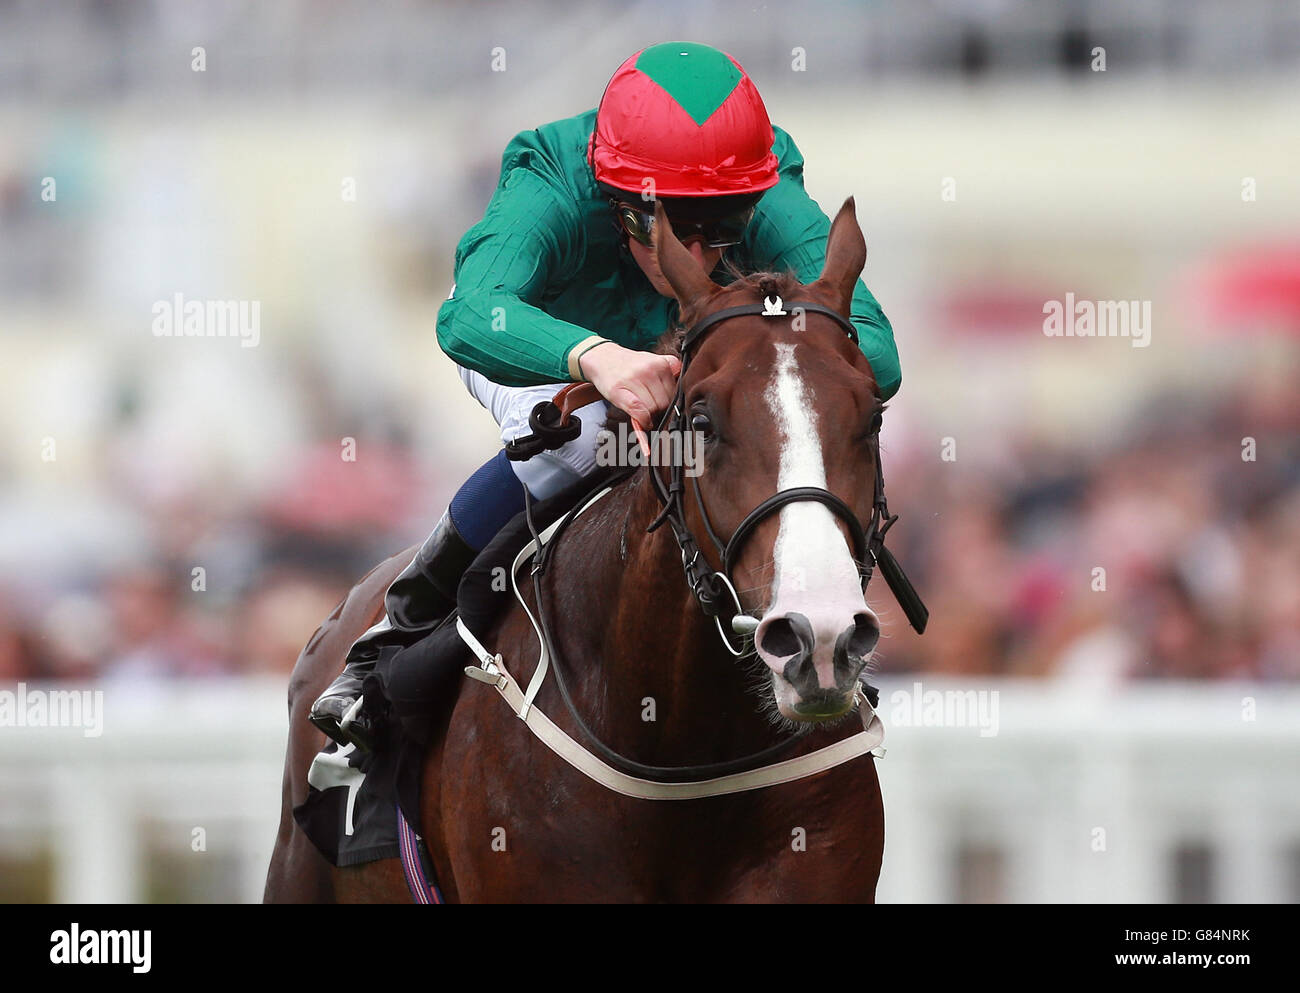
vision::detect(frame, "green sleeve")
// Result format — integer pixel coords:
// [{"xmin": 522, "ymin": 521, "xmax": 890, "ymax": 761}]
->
[
  {"xmin": 744, "ymin": 131, "xmax": 902, "ymax": 400},
  {"xmin": 436, "ymin": 165, "xmax": 592, "ymax": 386}
]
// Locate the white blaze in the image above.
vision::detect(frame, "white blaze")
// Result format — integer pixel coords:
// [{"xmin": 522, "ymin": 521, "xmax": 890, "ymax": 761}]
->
[{"xmin": 762, "ymin": 342, "xmax": 870, "ymax": 687}]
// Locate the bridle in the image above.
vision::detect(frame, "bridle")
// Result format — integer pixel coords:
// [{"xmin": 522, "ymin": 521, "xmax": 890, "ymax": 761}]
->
[
  {"xmin": 500, "ymin": 292, "xmax": 927, "ymax": 784},
  {"xmin": 646, "ymin": 294, "xmax": 929, "ymax": 654}
]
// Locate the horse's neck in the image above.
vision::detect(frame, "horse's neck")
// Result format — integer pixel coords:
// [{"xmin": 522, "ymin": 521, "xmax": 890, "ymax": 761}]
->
[{"xmin": 549, "ymin": 471, "xmax": 782, "ymax": 765}]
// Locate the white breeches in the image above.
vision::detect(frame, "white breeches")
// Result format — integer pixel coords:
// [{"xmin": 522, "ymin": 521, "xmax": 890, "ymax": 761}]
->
[{"xmin": 457, "ymin": 365, "xmax": 611, "ymax": 500}]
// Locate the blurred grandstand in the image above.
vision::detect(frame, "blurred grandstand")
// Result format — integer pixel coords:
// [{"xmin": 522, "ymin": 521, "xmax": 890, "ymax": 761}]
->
[{"xmin": 0, "ymin": 1, "xmax": 1297, "ymax": 902}]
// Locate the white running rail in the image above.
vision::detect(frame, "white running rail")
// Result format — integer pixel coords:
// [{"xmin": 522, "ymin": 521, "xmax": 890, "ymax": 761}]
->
[{"xmin": 1, "ymin": 677, "xmax": 1296, "ymax": 903}]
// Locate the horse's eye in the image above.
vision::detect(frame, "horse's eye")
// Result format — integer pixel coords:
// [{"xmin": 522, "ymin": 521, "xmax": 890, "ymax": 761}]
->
[
  {"xmin": 691, "ymin": 413, "xmax": 714, "ymax": 437},
  {"xmin": 868, "ymin": 410, "xmax": 883, "ymax": 436}
]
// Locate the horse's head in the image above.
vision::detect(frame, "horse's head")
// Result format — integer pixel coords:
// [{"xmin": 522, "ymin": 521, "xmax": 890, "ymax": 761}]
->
[{"xmin": 651, "ymin": 197, "xmax": 884, "ymax": 724}]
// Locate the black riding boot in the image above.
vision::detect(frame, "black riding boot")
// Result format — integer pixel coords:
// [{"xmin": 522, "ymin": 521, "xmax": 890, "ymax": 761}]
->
[{"xmin": 309, "ymin": 511, "xmax": 477, "ymax": 752}]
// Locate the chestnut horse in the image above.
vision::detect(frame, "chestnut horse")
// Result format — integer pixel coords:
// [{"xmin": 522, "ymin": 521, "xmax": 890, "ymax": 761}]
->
[{"xmin": 266, "ymin": 197, "xmax": 908, "ymax": 902}]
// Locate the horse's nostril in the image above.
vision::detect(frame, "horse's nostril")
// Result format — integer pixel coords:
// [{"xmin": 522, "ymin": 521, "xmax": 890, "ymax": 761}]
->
[
  {"xmin": 845, "ymin": 613, "xmax": 880, "ymax": 658},
  {"xmin": 759, "ymin": 613, "xmax": 814, "ymax": 659},
  {"xmin": 760, "ymin": 618, "xmax": 800, "ymax": 658}
]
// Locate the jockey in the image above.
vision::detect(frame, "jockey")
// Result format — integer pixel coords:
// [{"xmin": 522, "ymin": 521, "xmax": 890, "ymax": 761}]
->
[{"xmin": 311, "ymin": 41, "xmax": 902, "ymax": 749}]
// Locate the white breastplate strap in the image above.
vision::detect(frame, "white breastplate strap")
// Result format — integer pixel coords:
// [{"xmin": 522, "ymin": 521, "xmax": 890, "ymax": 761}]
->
[
  {"xmin": 454, "ymin": 484, "xmax": 887, "ymax": 800},
  {"xmin": 458, "ymin": 616, "xmax": 883, "ymax": 800}
]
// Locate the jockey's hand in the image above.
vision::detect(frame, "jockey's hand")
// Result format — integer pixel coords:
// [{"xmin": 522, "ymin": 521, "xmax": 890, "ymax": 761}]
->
[{"xmin": 580, "ymin": 343, "xmax": 682, "ymax": 454}]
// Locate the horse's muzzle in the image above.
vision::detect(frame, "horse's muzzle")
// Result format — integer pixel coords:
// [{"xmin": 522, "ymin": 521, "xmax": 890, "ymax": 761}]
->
[{"xmin": 756, "ymin": 610, "xmax": 880, "ymax": 720}]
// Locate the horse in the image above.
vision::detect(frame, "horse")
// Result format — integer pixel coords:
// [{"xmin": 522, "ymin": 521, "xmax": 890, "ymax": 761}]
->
[{"xmin": 265, "ymin": 196, "xmax": 915, "ymax": 902}]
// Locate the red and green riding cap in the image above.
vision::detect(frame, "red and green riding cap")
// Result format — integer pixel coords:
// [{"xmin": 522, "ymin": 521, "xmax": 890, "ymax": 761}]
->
[{"xmin": 590, "ymin": 42, "xmax": 780, "ymax": 199}]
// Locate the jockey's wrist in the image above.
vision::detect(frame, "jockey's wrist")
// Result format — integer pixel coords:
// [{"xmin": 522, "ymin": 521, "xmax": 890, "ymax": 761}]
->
[{"xmin": 569, "ymin": 336, "xmax": 614, "ymax": 381}]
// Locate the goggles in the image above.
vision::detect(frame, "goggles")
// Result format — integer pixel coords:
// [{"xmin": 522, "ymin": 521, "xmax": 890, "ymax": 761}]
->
[{"xmin": 614, "ymin": 201, "xmax": 755, "ymax": 249}]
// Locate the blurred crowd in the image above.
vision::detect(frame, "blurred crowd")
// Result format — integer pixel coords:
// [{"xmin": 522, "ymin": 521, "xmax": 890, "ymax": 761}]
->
[
  {"xmin": 880, "ymin": 363, "xmax": 1300, "ymax": 684},
  {"xmin": 0, "ymin": 436, "xmax": 430, "ymax": 686}
]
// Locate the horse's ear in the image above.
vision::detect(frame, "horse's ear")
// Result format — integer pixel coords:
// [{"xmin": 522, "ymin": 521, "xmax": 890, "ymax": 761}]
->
[
  {"xmin": 651, "ymin": 200, "xmax": 720, "ymax": 320},
  {"xmin": 811, "ymin": 197, "xmax": 867, "ymax": 317}
]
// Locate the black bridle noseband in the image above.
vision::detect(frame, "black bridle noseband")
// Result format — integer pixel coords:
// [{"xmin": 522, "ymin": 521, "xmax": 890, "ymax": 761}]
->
[{"xmin": 647, "ymin": 295, "xmax": 929, "ymax": 649}]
